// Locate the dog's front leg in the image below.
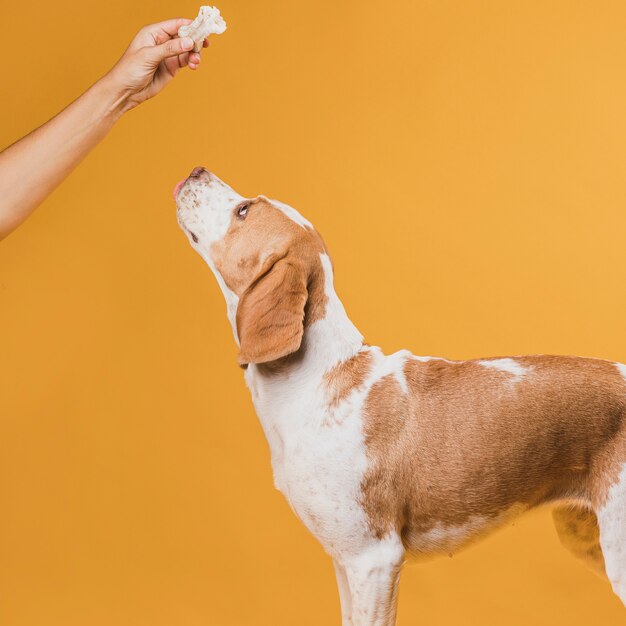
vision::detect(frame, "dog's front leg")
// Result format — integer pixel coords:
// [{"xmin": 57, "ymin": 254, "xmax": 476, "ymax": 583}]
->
[
  {"xmin": 340, "ymin": 537, "xmax": 405, "ymax": 626},
  {"xmin": 334, "ymin": 560, "xmax": 353, "ymax": 624}
]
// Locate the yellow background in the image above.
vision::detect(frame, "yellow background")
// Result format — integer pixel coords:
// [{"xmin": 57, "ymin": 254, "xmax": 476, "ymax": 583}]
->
[{"xmin": 2, "ymin": 1, "xmax": 626, "ymax": 624}]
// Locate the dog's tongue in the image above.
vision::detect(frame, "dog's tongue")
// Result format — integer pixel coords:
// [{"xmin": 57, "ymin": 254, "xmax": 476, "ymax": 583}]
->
[{"xmin": 172, "ymin": 179, "xmax": 186, "ymax": 199}]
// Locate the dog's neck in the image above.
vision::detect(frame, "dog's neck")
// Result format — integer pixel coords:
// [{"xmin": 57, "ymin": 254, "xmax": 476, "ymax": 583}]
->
[{"xmin": 243, "ymin": 254, "xmax": 363, "ymax": 414}]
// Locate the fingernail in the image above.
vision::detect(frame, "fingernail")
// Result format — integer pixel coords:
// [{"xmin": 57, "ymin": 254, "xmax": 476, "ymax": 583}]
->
[{"xmin": 181, "ymin": 37, "xmax": 194, "ymax": 50}]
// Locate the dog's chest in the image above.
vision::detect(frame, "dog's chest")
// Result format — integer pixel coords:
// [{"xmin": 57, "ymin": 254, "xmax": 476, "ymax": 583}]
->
[
  {"xmin": 247, "ymin": 374, "xmax": 373, "ymax": 557},
  {"xmin": 280, "ymin": 428, "xmax": 373, "ymax": 556}
]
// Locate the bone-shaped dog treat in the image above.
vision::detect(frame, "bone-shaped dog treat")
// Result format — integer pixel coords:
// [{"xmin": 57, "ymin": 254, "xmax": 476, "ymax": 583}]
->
[{"xmin": 178, "ymin": 6, "xmax": 227, "ymax": 53}]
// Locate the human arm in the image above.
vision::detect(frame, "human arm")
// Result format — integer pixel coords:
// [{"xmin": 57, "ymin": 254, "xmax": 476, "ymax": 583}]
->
[{"xmin": 0, "ymin": 18, "xmax": 208, "ymax": 240}]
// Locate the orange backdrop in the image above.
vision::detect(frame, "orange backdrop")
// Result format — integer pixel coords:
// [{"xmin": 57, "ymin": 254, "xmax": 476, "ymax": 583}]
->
[{"xmin": 2, "ymin": 1, "xmax": 626, "ymax": 624}]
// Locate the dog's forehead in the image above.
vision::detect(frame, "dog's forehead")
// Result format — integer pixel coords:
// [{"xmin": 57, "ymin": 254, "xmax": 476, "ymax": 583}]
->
[
  {"xmin": 270, "ymin": 199, "xmax": 314, "ymax": 230},
  {"xmin": 206, "ymin": 194, "xmax": 312, "ymax": 252},
  {"xmin": 213, "ymin": 197, "xmax": 313, "ymax": 260}
]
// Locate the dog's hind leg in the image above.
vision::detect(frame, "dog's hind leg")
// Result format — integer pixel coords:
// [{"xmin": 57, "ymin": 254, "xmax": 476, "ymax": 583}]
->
[
  {"xmin": 552, "ymin": 505, "xmax": 606, "ymax": 577},
  {"xmin": 596, "ymin": 463, "xmax": 626, "ymax": 606},
  {"xmin": 341, "ymin": 536, "xmax": 405, "ymax": 626}
]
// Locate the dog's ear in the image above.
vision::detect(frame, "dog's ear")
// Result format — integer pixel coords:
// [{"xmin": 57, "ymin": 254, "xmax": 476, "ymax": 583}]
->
[{"xmin": 236, "ymin": 255, "xmax": 309, "ymax": 366}]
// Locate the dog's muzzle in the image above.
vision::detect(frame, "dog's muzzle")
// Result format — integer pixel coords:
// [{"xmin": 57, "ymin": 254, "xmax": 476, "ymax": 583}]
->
[{"xmin": 173, "ymin": 166, "xmax": 214, "ymax": 199}]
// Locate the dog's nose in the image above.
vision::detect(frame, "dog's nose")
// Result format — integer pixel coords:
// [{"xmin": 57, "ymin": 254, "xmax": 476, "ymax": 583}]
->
[
  {"xmin": 189, "ymin": 166, "xmax": 212, "ymax": 181},
  {"xmin": 173, "ymin": 167, "xmax": 214, "ymax": 200}
]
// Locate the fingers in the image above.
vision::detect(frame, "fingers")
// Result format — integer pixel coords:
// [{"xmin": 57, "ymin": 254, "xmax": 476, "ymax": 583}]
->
[
  {"xmin": 162, "ymin": 48, "xmax": 202, "ymax": 78},
  {"xmin": 178, "ymin": 52, "xmax": 191, "ymax": 69},
  {"xmin": 144, "ymin": 17, "xmax": 191, "ymax": 38},
  {"xmin": 145, "ymin": 36, "xmax": 195, "ymax": 64},
  {"xmin": 171, "ymin": 51, "xmax": 201, "ymax": 69},
  {"xmin": 130, "ymin": 18, "xmax": 192, "ymax": 49},
  {"xmin": 188, "ymin": 51, "xmax": 201, "ymax": 70},
  {"xmin": 132, "ymin": 19, "xmax": 210, "ymax": 51}
]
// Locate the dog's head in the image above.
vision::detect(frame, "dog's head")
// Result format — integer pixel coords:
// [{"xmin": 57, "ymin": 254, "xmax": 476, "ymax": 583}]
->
[{"xmin": 175, "ymin": 168, "xmax": 328, "ymax": 366}]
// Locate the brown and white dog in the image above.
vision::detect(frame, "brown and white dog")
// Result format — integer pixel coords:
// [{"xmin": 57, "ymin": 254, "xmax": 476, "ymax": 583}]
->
[{"xmin": 175, "ymin": 167, "xmax": 626, "ymax": 625}]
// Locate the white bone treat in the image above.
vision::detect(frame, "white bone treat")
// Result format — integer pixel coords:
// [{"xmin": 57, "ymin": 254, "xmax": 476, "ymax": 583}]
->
[{"xmin": 178, "ymin": 6, "xmax": 227, "ymax": 53}]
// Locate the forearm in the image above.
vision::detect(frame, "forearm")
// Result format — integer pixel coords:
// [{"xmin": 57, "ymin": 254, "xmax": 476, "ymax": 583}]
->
[{"xmin": 0, "ymin": 76, "xmax": 128, "ymax": 240}]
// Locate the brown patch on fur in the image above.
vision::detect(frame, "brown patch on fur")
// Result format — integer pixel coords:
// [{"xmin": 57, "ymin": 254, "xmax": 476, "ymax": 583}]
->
[
  {"xmin": 553, "ymin": 505, "xmax": 606, "ymax": 576},
  {"xmin": 360, "ymin": 355, "xmax": 626, "ymax": 554},
  {"xmin": 324, "ymin": 350, "xmax": 374, "ymax": 410},
  {"xmin": 254, "ymin": 333, "xmax": 310, "ymax": 376},
  {"xmin": 211, "ymin": 198, "xmax": 328, "ymax": 366}
]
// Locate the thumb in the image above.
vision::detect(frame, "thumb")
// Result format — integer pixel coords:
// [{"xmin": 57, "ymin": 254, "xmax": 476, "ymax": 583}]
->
[{"xmin": 145, "ymin": 36, "xmax": 195, "ymax": 63}]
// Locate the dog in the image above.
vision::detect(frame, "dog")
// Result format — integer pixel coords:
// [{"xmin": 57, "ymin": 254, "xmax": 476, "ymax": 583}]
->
[{"xmin": 175, "ymin": 167, "xmax": 626, "ymax": 625}]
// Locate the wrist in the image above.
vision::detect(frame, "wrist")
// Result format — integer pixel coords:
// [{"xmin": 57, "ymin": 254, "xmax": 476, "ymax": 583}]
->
[{"xmin": 91, "ymin": 72, "xmax": 134, "ymax": 120}]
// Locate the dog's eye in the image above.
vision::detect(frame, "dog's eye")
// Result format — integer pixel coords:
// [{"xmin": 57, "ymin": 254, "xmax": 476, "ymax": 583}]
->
[{"xmin": 237, "ymin": 203, "xmax": 249, "ymax": 219}]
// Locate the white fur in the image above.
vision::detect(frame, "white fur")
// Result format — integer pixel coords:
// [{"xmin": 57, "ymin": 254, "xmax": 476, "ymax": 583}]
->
[
  {"xmin": 374, "ymin": 349, "xmax": 411, "ymax": 394},
  {"xmin": 615, "ymin": 362, "xmax": 626, "ymax": 382},
  {"xmin": 598, "ymin": 463, "xmax": 626, "ymax": 601},
  {"xmin": 478, "ymin": 357, "xmax": 530, "ymax": 379}
]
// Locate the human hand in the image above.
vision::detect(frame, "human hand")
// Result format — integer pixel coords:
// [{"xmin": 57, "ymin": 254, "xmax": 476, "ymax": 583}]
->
[{"xmin": 104, "ymin": 18, "xmax": 209, "ymax": 113}]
